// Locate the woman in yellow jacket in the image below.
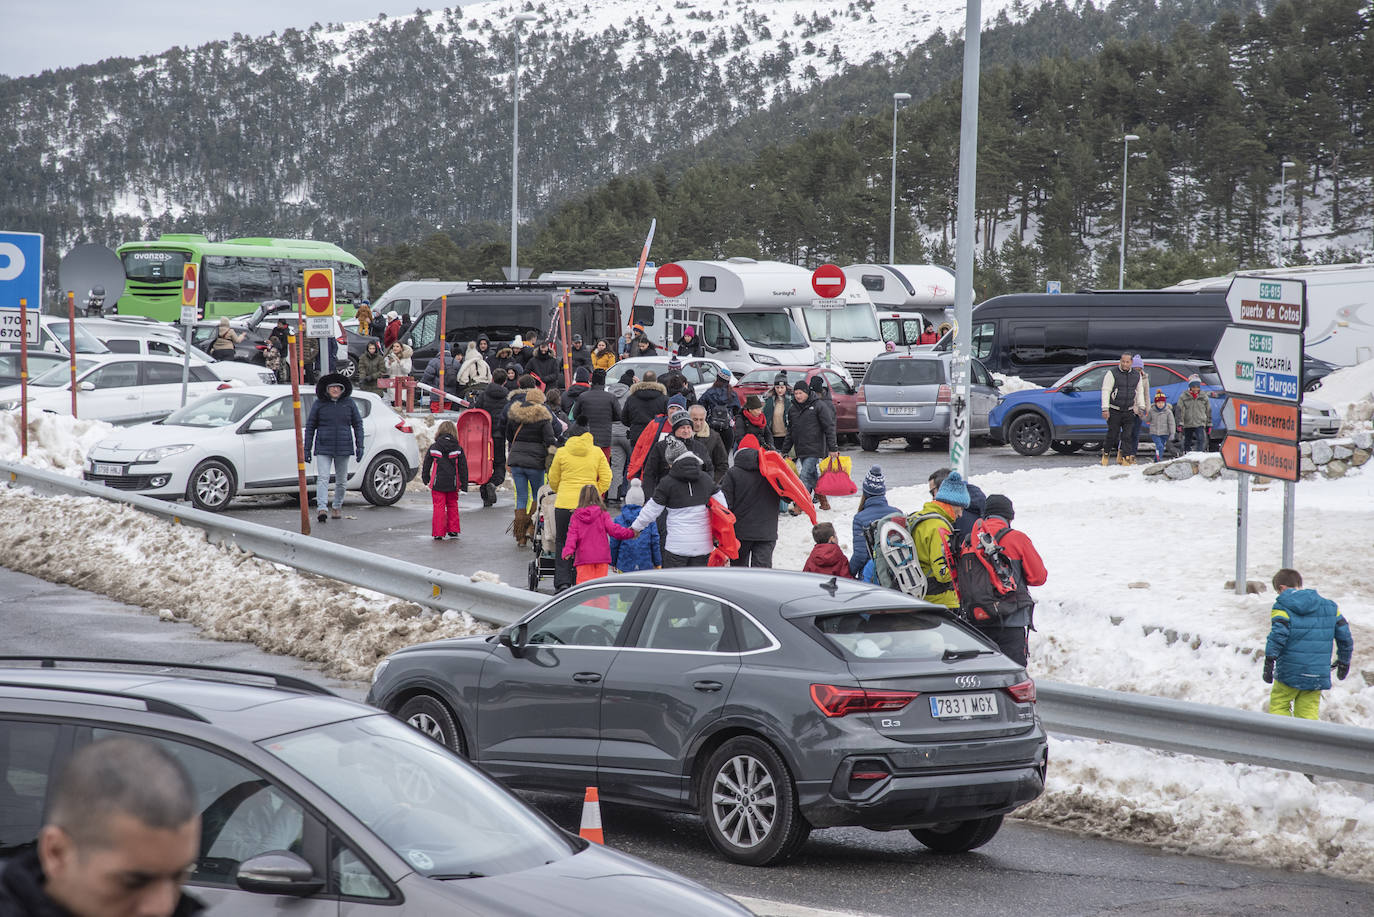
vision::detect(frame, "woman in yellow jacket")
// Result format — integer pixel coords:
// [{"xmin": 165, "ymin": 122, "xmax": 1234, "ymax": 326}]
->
[
  {"xmin": 908, "ymin": 470, "xmax": 970, "ymax": 610},
  {"xmin": 591, "ymin": 339, "xmax": 618, "ymax": 372},
  {"xmin": 548, "ymin": 432, "xmax": 613, "ymax": 592}
]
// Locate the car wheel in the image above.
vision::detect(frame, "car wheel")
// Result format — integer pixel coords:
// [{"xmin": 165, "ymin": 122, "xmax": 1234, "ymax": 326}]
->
[
  {"xmin": 1049, "ymin": 440, "xmax": 1081, "ymax": 454},
  {"xmin": 338, "ymin": 357, "xmax": 357, "ymax": 378},
  {"xmin": 859, "ymin": 435, "xmax": 881, "ymax": 452},
  {"xmin": 362, "ymin": 453, "xmax": 406, "ymax": 506},
  {"xmin": 699, "ymin": 736, "xmax": 810, "ymax": 866},
  {"xmin": 910, "ymin": 814, "xmax": 1004, "ymax": 853},
  {"xmin": 1007, "ymin": 414, "xmax": 1051, "ymax": 456},
  {"xmin": 396, "ymin": 694, "xmax": 466, "ymax": 755},
  {"xmin": 187, "ymin": 459, "xmax": 235, "ymax": 512}
]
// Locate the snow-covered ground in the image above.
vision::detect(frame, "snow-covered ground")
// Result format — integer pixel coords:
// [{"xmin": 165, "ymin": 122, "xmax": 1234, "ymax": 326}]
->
[{"xmin": 2, "ymin": 407, "xmax": 1372, "ymax": 878}]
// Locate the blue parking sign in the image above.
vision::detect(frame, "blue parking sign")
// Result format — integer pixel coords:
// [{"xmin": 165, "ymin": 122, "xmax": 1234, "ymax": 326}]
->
[{"xmin": 0, "ymin": 231, "xmax": 43, "ymax": 311}]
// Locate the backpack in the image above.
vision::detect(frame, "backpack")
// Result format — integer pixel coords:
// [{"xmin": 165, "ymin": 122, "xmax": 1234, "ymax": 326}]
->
[
  {"xmin": 956, "ymin": 526, "xmax": 1032, "ymax": 624},
  {"xmin": 707, "ymin": 402, "xmax": 733, "ymax": 434}
]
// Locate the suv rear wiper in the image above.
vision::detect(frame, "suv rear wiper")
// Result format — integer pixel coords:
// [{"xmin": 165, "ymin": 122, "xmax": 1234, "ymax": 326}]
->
[
  {"xmin": 429, "ymin": 873, "xmax": 487, "ymax": 880},
  {"xmin": 942, "ymin": 648, "xmax": 995, "ymax": 661}
]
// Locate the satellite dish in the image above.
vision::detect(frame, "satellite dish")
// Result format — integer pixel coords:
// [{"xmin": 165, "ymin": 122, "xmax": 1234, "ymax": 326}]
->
[{"xmin": 59, "ymin": 244, "xmax": 126, "ymax": 316}]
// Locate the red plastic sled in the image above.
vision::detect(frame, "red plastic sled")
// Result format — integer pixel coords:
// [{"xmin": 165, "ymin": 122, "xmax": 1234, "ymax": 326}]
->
[
  {"xmin": 707, "ymin": 499, "xmax": 740, "ymax": 567},
  {"xmin": 626, "ymin": 413, "xmax": 669, "ymax": 481},
  {"xmin": 456, "ymin": 408, "xmax": 493, "ymax": 485},
  {"xmin": 758, "ymin": 449, "xmax": 817, "ymax": 524},
  {"xmin": 735, "ymin": 433, "xmax": 761, "ymax": 453}
]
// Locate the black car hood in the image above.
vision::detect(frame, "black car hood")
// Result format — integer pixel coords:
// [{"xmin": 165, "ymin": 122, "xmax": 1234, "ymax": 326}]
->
[{"xmin": 417, "ymin": 843, "xmax": 748, "ymax": 916}]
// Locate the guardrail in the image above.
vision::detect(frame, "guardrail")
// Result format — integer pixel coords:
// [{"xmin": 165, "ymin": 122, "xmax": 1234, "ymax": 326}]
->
[
  {"xmin": 3, "ymin": 457, "xmax": 1371, "ymax": 783},
  {"xmin": 0, "ymin": 460, "xmax": 539, "ymax": 627}
]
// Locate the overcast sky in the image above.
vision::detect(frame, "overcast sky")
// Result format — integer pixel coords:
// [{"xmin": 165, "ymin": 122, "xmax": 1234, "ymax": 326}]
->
[{"xmin": 1, "ymin": 1, "xmax": 435, "ymax": 78}]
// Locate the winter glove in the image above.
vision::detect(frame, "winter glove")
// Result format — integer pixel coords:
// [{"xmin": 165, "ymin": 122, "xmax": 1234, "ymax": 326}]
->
[
  {"xmin": 1262, "ymin": 657, "xmax": 1275, "ymax": 684},
  {"xmin": 355, "ymin": 450, "xmax": 365, "ymax": 463},
  {"xmin": 302, "ymin": 453, "xmax": 312, "ymax": 464},
  {"xmin": 1334, "ymin": 661, "xmax": 1350, "ymax": 681}
]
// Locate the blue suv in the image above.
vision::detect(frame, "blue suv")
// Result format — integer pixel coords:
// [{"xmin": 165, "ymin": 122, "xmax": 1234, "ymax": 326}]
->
[{"xmin": 989, "ymin": 360, "xmax": 1227, "ymax": 456}]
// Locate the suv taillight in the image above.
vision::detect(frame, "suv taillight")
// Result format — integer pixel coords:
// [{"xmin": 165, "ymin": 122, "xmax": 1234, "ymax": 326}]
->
[
  {"xmin": 1006, "ymin": 679, "xmax": 1036, "ymax": 704},
  {"xmin": 936, "ymin": 383, "xmax": 951, "ymax": 404},
  {"xmin": 810, "ymin": 684, "xmax": 918, "ymax": 718},
  {"xmin": 856, "ymin": 385, "xmax": 866, "ymax": 404}
]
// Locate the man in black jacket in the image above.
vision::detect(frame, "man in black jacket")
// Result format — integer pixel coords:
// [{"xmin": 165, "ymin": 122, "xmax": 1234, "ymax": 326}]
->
[
  {"xmin": 303, "ymin": 374, "xmax": 365, "ymax": 523},
  {"xmin": 561, "ymin": 367, "xmax": 591, "ymax": 414},
  {"xmin": 782, "ymin": 380, "xmax": 839, "ymax": 510},
  {"xmin": 622, "ymin": 373, "xmax": 668, "ymax": 446},
  {"xmin": 689, "ymin": 404, "xmax": 729, "ymax": 486},
  {"xmin": 572, "ymin": 368, "xmax": 621, "ymax": 461},
  {"xmin": 568, "ymin": 334, "xmax": 593, "ymax": 373},
  {"xmin": 642, "ymin": 410, "xmax": 714, "ymax": 497},
  {"xmin": 722, "ymin": 446, "xmax": 778, "ymax": 567},
  {"xmin": 420, "ymin": 344, "xmax": 459, "ymax": 400},
  {"xmin": 528, "ymin": 339, "xmax": 563, "ymax": 392},
  {"xmin": 0, "ymin": 737, "xmax": 203, "ymax": 917}
]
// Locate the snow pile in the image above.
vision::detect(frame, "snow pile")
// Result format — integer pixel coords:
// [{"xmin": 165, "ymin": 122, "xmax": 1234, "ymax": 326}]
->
[
  {"xmin": 992, "ymin": 373, "xmax": 1042, "ymax": 394},
  {"xmin": 1023, "ymin": 738, "xmax": 1374, "ymax": 879},
  {"xmin": 1314, "ymin": 358, "xmax": 1374, "ymax": 422},
  {"xmin": 0, "ymin": 488, "xmax": 492, "ymax": 679},
  {"xmin": 0, "ymin": 412, "xmax": 115, "ymax": 476}
]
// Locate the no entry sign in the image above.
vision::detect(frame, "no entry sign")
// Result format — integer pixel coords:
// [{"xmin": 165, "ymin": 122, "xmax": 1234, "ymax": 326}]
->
[
  {"xmin": 303, "ymin": 269, "xmax": 335, "ymax": 316},
  {"xmin": 654, "ymin": 263, "xmax": 689, "ymax": 298},
  {"xmin": 811, "ymin": 263, "xmax": 846, "ymax": 299}
]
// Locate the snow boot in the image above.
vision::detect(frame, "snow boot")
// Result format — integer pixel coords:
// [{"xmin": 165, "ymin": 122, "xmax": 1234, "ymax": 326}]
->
[
  {"xmin": 817, "ymin": 494, "xmax": 831, "ymax": 511},
  {"xmin": 1115, "ymin": 450, "xmax": 1123, "ymax": 465},
  {"xmin": 1099, "ymin": 452, "xmax": 1109, "ymax": 467},
  {"xmin": 513, "ymin": 509, "xmax": 530, "ymax": 547}
]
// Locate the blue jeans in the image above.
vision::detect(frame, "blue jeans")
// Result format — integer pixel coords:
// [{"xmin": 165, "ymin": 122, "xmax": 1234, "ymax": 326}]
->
[
  {"xmin": 1151, "ymin": 434, "xmax": 1170, "ymax": 461},
  {"xmin": 797, "ymin": 456, "xmax": 821, "ymax": 494},
  {"xmin": 512, "ymin": 466, "xmax": 543, "ymax": 512},
  {"xmin": 315, "ymin": 454, "xmax": 350, "ymax": 511},
  {"xmin": 1182, "ymin": 427, "xmax": 1208, "ymax": 452}
]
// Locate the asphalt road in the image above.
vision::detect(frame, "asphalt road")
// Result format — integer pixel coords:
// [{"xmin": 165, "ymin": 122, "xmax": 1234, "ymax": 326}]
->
[
  {"xmin": 216, "ymin": 440, "xmax": 1088, "ymax": 594},
  {"xmin": 4, "ymin": 567, "xmax": 1366, "ymax": 916}
]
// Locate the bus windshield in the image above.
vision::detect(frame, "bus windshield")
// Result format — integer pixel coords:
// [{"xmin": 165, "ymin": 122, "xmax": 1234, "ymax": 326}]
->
[
  {"xmin": 730, "ymin": 312, "xmax": 809, "ymax": 348},
  {"xmin": 121, "ymin": 250, "xmax": 188, "ymax": 282},
  {"xmin": 801, "ymin": 304, "xmax": 880, "ymax": 343}
]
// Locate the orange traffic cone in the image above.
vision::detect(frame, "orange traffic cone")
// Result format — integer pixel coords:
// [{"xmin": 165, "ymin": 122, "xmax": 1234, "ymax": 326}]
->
[{"xmin": 579, "ymin": 786, "xmax": 604, "ymax": 844}]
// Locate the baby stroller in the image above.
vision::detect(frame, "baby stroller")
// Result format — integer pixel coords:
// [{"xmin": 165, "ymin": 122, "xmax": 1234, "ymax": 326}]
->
[{"xmin": 526, "ymin": 484, "xmax": 559, "ymax": 592}]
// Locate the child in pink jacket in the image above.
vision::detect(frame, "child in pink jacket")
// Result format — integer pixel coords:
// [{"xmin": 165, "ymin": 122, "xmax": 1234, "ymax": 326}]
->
[{"xmin": 562, "ymin": 485, "xmax": 636, "ymax": 583}]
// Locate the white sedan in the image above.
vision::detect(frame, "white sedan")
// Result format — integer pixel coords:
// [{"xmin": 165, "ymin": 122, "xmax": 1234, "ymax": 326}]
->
[
  {"xmin": 0, "ymin": 354, "xmax": 230, "ymax": 424},
  {"xmin": 606, "ymin": 355, "xmax": 735, "ymax": 405},
  {"xmin": 83, "ymin": 385, "xmax": 420, "ymax": 512}
]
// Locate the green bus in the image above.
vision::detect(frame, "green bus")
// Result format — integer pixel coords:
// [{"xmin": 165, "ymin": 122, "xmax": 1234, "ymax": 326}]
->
[{"xmin": 116, "ymin": 234, "xmax": 369, "ymax": 321}]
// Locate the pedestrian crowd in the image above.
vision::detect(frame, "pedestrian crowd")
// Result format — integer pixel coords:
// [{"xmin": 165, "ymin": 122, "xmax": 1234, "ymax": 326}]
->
[{"xmin": 1100, "ymin": 352, "xmax": 1214, "ymax": 464}]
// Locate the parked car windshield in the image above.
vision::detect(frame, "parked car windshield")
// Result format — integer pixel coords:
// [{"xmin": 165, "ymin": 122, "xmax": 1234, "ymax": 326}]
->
[
  {"xmin": 863, "ymin": 357, "xmax": 942, "ymax": 387},
  {"xmin": 731, "ymin": 312, "xmax": 810, "ymax": 348},
  {"xmin": 814, "ymin": 609, "xmax": 988, "ymax": 661},
  {"xmin": 264, "ymin": 715, "xmax": 574, "ymax": 878},
  {"xmin": 740, "ymin": 369, "xmax": 808, "ymax": 387},
  {"xmin": 29, "ymin": 359, "xmax": 98, "ymax": 387},
  {"xmin": 800, "ymin": 304, "xmax": 880, "ymax": 343},
  {"xmin": 52, "ymin": 322, "xmax": 110, "ymax": 354},
  {"xmin": 163, "ymin": 392, "xmax": 268, "ymax": 427}
]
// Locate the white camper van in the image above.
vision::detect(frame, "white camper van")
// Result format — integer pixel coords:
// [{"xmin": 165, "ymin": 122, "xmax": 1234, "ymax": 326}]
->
[
  {"xmin": 541, "ymin": 259, "xmax": 887, "ymax": 380},
  {"xmin": 369, "ymin": 280, "xmax": 470, "ymax": 326},
  {"xmin": 844, "ymin": 263, "xmax": 956, "ymax": 347},
  {"xmin": 1166, "ymin": 263, "xmax": 1374, "ymax": 366}
]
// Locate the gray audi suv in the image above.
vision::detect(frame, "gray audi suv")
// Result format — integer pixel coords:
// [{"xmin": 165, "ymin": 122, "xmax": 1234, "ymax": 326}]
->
[{"xmin": 368, "ymin": 569, "xmax": 1048, "ymax": 865}]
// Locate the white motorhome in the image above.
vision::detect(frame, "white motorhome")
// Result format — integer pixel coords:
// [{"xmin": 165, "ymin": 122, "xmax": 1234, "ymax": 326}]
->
[
  {"xmin": 1166, "ymin": 263, "xmax": 1374, "ymax": 365},
  {"xmin": 541, "ymin": 259, "xmax": 887, "ymax": 380},
  {"xmin": 843, "ymin": 263, "xmax": 956, "ymax": 346}
]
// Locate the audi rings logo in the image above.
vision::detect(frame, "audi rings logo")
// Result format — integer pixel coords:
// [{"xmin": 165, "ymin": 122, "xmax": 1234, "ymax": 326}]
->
[{"xmin": 954, "ymin": 675, "xmax": 982, "ymax": 689}]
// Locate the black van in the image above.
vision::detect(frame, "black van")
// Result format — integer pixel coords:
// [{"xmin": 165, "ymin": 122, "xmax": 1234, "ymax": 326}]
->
[
  {"xmin": 963, "ymin": 290, "xmax": 1230, "ymax": 386},
  {"xmin": 401, "ymin": 281, "xmax": 620, "ymax": 378}
]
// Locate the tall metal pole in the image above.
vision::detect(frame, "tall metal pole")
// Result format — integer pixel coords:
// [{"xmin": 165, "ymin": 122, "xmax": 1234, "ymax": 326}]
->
[
  {"xmin": 889, "ymin": 92, "xmax": 911, "ymax": 264},
  {"xmin": 509, "ymin": 14, "xmax": 537, "ymax": 281},
  {"xmin": 1235, "ymin": 473, "xmax": 1249, "ymax": 595},
  {"xmin": 67, "ymin": 291, "xmax": 77, "ymax": 417},
  {"xmin": 1118, "ymin": 133, "xmax": 1139, "ymax": 289},
  {"xmin": 949, "ymin": 1, "xmax": 981, "ymax": 479},
  {"xmin": 1277, "ymin": 160, "xmax": 1295, "ymax": 267}
]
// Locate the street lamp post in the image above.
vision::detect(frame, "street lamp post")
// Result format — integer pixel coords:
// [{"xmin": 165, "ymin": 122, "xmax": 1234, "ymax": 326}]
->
[
  {"xmin": 1118, "ymin": 133, "xmax": 1140, "ymax": 289},
  {"xmin": 509, "ymin": 13, "xmax": 538, "ymax": 282},
  {"xmin": 889, "ymin": 92, "xmax": 911, "ymax": 264},
  {"xmin": 1278, "ymin": 160, "xmax": 1296, "ymax": 267}
]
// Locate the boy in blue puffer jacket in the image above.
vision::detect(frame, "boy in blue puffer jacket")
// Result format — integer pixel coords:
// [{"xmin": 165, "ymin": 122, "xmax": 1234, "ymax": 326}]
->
[
  {"xmin": 610, "ymin": 479, "xmax": 661, "ymax": 572},
  {"xmin": 1264, "ymin": 568, "xmax": 1354, "ymax": 720},
  {"xmin": 850, "ymin": 465, "xmax": 902, "ymax": 577}
]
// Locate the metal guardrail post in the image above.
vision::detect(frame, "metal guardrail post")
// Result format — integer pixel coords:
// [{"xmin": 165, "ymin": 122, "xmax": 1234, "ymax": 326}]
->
[{"xmin": 1, "ymin": 460, "xmax": 540, "ymax": 627}]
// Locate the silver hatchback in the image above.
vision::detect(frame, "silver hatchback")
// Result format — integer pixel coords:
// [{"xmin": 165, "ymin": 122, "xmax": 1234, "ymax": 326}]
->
[{"xmin": 857, "ymin": 352, "xmax": 1000, "ymax": 451}]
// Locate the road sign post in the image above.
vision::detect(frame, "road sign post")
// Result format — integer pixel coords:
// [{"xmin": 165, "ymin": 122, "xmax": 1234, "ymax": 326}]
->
[
  {"xmin": 1217, "ymin": 276, "xmax": 1307, "ymax": 593},
  {"xmin": 1, "ymin": 231, "xmax": 43, "ymax": 457},
  {"xmin": 67, "ymin": 291, "xmax": 77, "ymax": 417},
  {"xmin": 810, "ymin": 265, "xmax": 847, "ymax": 367},
  {"xmin": 303, "ymin": 269, "xmax": 336, "ymax": 378},
  {"xmin": 180, "ymin": 263, "xmax": 199, "ymax": 407}
]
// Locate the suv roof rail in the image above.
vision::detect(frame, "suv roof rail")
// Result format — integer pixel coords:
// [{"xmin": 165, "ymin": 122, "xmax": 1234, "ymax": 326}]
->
[
  {"xmin": 466, "ymin": 280, "xmax": 612, "ymax": 293},
  {"xmin": 0, "ymin": 657, "xmax": 336, "ymax": 697},
  {"xmin": 0, "ymin": 680, "xmax": 208, "ymax": 722}
]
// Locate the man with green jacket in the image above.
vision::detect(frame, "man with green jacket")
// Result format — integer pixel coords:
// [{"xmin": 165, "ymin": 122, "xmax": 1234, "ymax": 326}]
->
[{"xmin": 1174, "ymin": 375, "xmax": 1212, "ymax": 452}]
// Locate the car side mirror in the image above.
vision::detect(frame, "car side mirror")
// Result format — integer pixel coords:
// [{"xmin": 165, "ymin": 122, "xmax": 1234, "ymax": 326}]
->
[
  {"xmin": 498, "ymin": 623, "xmax": 528, "ymax": 658},
  {"xmin": 246, "ymin": 419, "xmax": 273, "ymax": 433},
  {"xmin": 78, "ymin": 381, "xmax": 95, "ymax": 391},
  {"xmin": 1059, "ymin": 383, "xmax": 1076, "ymax": 394},
  {"xmin": 992, "ymin": 378, "xmax": 1003, "ymax": 388},
  {"xmin": 235, "ymin": 851, "xmax": 324, "ymax": 898}
]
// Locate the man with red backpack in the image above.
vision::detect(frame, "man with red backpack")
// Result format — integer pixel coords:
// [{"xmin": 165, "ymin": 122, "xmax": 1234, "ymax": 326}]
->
[{"xmin": 956, "ymin": 494, "xmax": 1047, "ymax": 666}]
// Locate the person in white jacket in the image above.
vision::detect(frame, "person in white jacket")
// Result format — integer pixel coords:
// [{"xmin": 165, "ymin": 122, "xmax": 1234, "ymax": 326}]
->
[
  {"xmin": 629, "ymin": 441, "xmax": 727, "ymax": 567},
  {"xmin": 456, "ymin": 340, "xmax": 492, "ymax": 397},
  {"xmin": 1099, "ymin": 352, "xmax": 1146, "ymax": 466},
  {"xmin": 385, "ymin": 341, "xmax": 413, "ymax": 378}
]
